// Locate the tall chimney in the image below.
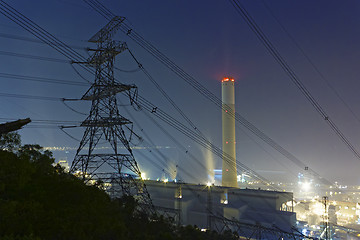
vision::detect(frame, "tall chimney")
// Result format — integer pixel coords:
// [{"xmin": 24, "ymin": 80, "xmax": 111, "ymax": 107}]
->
[{"xmin": 222, "ymin": 77, "xmax": 237, "ymax": 188}]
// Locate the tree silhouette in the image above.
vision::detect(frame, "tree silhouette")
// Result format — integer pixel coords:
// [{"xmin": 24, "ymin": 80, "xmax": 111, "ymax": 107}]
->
[{"xmin": 0, "ymin": 133, "xmax": 237, "ymax": 240}]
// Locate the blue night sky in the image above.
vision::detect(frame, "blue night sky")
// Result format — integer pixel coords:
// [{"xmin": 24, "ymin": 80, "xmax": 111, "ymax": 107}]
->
[{"xmin": 1, "ymin": 0, "xmax": 360, "ymax": 185}]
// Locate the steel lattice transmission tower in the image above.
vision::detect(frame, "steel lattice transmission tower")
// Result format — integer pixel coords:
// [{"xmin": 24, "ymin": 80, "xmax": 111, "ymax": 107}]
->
[{"xmin": 70, "ymin": 16, "xmax": 154, "ymax": 214}]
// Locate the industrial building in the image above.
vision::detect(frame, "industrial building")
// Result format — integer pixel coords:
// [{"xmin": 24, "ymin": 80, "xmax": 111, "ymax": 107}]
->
[{"xmin": 146, "ymin": 180, "xmax": 296, "ymax": 232}]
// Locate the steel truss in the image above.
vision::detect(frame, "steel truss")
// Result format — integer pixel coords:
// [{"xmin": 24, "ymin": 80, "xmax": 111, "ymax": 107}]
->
[{"xmin": 70, "ymin": 16, "xmax": 155, "ymax": 215}]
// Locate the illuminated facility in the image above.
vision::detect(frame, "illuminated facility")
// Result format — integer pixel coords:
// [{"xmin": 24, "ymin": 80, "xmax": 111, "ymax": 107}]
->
[
  {"xmin": 145, "ymin": 180, "xmax": 296, "ymax": 232},
  {"xmin": 138, "ymin": 77, "xmax": 297, "ymax": 234}
]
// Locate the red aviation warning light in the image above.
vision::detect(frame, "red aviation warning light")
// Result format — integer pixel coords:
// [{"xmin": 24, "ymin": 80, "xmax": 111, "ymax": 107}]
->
[{"xmin": 222, "ymin": 77, "xmax": 235, "ymax": 82}]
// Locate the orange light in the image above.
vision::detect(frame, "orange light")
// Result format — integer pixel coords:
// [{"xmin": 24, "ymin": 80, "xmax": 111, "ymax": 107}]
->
[{"xmin": 222, "ymin": 77, "xmax": 235, "ymax": 82}]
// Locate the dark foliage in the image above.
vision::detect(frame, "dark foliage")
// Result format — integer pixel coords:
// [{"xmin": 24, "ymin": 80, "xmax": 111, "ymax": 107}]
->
[{"xmin": 0, "ymin": 133, "xmax": 237, "ymax": 240}]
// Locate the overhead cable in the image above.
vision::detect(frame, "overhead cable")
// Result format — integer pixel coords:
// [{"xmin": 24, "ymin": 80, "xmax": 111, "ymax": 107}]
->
[
  {"xmin": 0, "ymin": 72, "xmax": 88, "ymax": 86},
  {"xmin": 228, "ymin": 0, "xmax": 360, "ymax": 161},
  {"xmin": 81, "ymin": 0, "xmax": 332, "ymax": 186},
  {"xmin": 0, "ymin": 0, "xmax": 282, "ymax": 186},
  {"xmin": 261, "ymin": 0, "xmax": 360, "ymax": 126}
]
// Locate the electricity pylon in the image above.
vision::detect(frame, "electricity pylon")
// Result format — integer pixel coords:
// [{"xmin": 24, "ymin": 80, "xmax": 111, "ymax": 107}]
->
[{"xmin": 70, "ymin": 16, "xmax": 154, "ymax": 215}]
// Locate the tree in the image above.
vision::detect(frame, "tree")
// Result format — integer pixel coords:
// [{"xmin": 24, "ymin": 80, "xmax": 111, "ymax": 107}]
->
[
  {"xmin": 0, "ymin": 133, "xmax": 238, "ymax": 240},
  {"xmin": 0, "ymin": 132, "xmax": 21, "ymax": 152}
]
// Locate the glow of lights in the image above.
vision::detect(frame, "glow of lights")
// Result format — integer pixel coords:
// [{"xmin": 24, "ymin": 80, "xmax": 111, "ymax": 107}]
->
[
  {"xmin": 312, "ymin": 202, "xmax": 325, "ymax": 216},
  {"xmin": 163, "ymin": 178, "xmax": 169, "ymax": 183},
  {"xmin": 301, "ymin": 181, "xmax": 311, "ymax": 192},
  {"xmin": 141, "ymin": 172, "xmax": 146, "ymax": 179},
  {"xmin": 207, "ymin": 182, "xmax": 212, "ymax": 187},
  {"xmin": 221, "ymin": 77, "xmax": 235, "ymax": 82}
]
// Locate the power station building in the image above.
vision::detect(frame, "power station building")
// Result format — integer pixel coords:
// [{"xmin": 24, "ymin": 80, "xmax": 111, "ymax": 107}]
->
[{"xmin": 146, "ymin": 180, "xmax": 296, "ymax": 232}]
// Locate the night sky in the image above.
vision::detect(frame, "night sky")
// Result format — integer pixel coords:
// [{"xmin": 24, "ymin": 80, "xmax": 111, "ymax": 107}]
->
[{"xmin": 1, "ymin": 0, "xmax": 360, "ymax": 185}]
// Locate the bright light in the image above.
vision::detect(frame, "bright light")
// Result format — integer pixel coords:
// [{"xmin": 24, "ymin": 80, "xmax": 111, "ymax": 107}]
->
[
  {"xmin": 141, "ymin": 172, "xmax": 146, "ymax": 179},
  {"xmin": 207, "ymin": 182, "xmax": 212, "ymax": 187},
  {"xmin": 222, "ymin": 77, "xmax": 235, "ymax": 82},
  {"xmin": 311, "ymin": 202, "xmax": 325, "ymax": 216},
  {"xmin": 163, "ymin": 178, "xmax": 169, "ymax": 183},
  {"xmin": 301, "ymin": 181, "xmax": 311, "ymax": 192}
]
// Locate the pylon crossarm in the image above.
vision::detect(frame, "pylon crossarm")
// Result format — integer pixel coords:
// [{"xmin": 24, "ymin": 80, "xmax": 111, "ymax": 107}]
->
[{"xmin": 89, "ymin": 16, "xmax": 125, "ymax": 43}]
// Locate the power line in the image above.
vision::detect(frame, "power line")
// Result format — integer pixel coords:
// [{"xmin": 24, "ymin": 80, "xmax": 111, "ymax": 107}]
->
[
  {"xmin": 0, "ymin": 117, "xmax": 82, "ymax": 130},
  {"xmin": 0, "ymin": 31, "xmax": 87, "ymax": 50},
  {"xmin": 0, "ymin": 0, "xmax": 267, "ymax": 185},
  {"xmin": 261, "ymin": 0, "xmax": 360, "ymax": 126},
  {"xmin": 0, "ymin": 2, "xmax": 316, "ymax": 236},
  {"xmin": 0, "ymin": 50, "xmax": 70, "ymax": 63},
  {"xmin": 0, "ymin": 1, "xmax": 93, "ymax": 75},
  {"xmin": 228, "ymin": 0, "xmax": 360, "ymax": 162},
  {"xmin": 0, "ymin": 0, "xmax": 300, "ymax": 188},
  {"xmin": 128, "ymin": 49, "xmax": 205, "ymax": 139},
  {"xmin": 0, "ymin": 72, "xmax": 88, "ymax": 86},
  {"xmin": 133, "ymin": 93, "xmax": 278, "ymax": 188},
  {"xmin": 81, "ymin": 0, "xmax": 333, "ymax": 186},
  {"xmin": 0, "ymin": 92, "xmax": 62, "ymax": 101}
]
